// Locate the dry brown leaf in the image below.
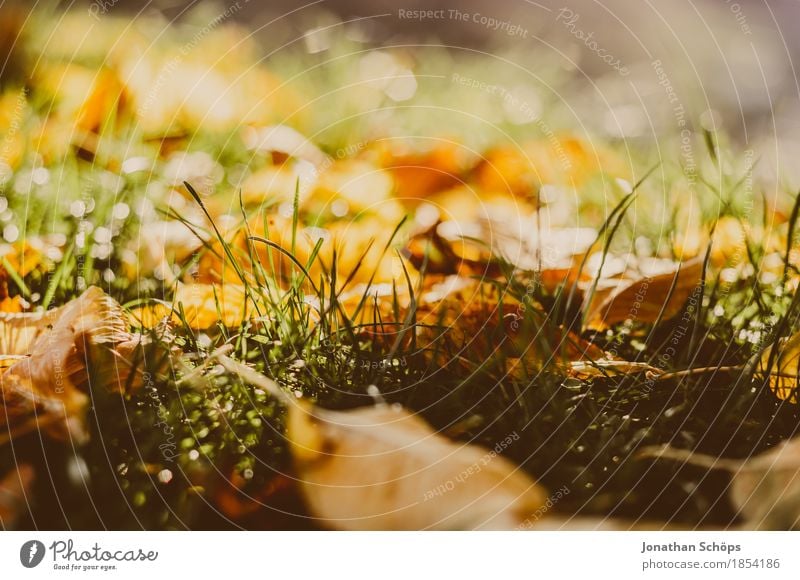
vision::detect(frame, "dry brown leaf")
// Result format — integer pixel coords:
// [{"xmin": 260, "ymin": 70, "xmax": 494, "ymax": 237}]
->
[
  {"xmin": 0, "ymin": 301, "xmax": 73, "ymax": 355},
  {"xmin": 214, "ymin": 469, "xmax": 293, "ymax": 520},
  {"xmin": 0, "ymin": 286, "xmax": 136, "ymax": 443},
  {"xmin": 404, "ymin": 222, "xmax": 499, "ymax": 277},
  {"xmin": 287, "ymin": 403, "xmax": 547, "ymax": 530},
  {"xmin": 583, "ymin": 257, "xmax": 703, "ymax": 331},
  {"xmin": 756, "ymin": 332, "xmax": 800, "ymax": 403},
  {"xmin": 0, "ymin": 355, "xmax": 25, "ymax": 371},
  {"xmin": 406, "ymin": 276, "xmax": 603, "ymax": 374},
  {"xmin": 404, "ymin": 220, "xmax": 597, "ymax": 294}
]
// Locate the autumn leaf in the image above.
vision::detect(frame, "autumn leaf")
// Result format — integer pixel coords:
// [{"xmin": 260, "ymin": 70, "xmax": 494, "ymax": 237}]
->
[
  {"xmin": 642, "ymin": 439, "xmax": 800, "ymax": 530},
  {"xmin": 214, "ymin": 469, "xmax": 294, "ymax": 521},
  {"xmin": 583, "ymin": 257, "xmax": 703, "ymax": 331},
  {"xmin": 131, "ymin": 282, "xmax": 249, "ymax": 330},
  {"xmin": 0, "ymin": 286, "xmax": 136, "ymax": 443},
  {"xmin": 756, "ymin": 332, "xmax": 800, "ymax": 403},
  {"xmin": 287, "ymin": 403, "xmax": 547, "ymax": 530},
  {"xmin": 727, "ymin": 438, "xmax": 800, "ymax": 529},
  {"xmin": 404, "ymin": 222, "xmax": 498, "ymax": 276},
  {"xmin": 218, "ymin": 355, "xmax": 547, "ymax": 530},
  {"xmin": 382, "ymin": 141, "xmax": 476, "ymax": 201}
]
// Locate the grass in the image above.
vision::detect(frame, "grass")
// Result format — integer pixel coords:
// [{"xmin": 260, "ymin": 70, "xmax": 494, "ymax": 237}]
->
[
  {"xmin": 3, "ymin": 192, "xmax": 798, "ymax": 530},
  {"xmin": 12, "ymin": 162, "xmax": 799, "ymax": 530}
]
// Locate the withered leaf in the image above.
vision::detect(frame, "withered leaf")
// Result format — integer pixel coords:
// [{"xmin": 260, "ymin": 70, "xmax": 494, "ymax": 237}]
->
[
  {"xmin": 287, "ymin": 403, "xmax": 547, "ymax": 530},
  {"xmin": 0, "ymin": 286, "xmax": 136, "ymax": 443},
  {"xmin": 583, "ymin": 257, "xmax": 703, "ymax": 331},
  {"xmin": 404, "ymin": 222, "xmax": 498, "ymax": 276},
  {"xmin": 218, "ymin": 355, "xmax": 548, "ymax": 530},
  {"xmin": 728, "ymin": 438, "xmax": 800, "ymax": 529},
  {"xmin": 643, "ymin": 441, "xmax": 800, "ymax": 530}
]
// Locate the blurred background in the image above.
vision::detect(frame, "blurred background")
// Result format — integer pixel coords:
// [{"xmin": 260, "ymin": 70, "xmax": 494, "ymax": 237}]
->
[
  {"xmin": 3, "ymin": 0, "xmax": 796, "ymax": 184},
  {"xmin": 4, "ymin": 1, "xmax": 798, "ymax": 137}
]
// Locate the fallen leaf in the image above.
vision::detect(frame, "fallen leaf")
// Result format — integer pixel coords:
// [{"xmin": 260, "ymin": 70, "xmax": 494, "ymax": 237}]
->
[
  {"xmin": 756, "ymin": 332, "xmax": 800, "ymax": 403},
  {"xmin": 0, "ymin": 287, "xmax": 136, "ymax": 443},
  {"xmin": 215, "ymin": 470, "xmax": 293, "ymax": 520},
  {"xmin": 131, "ymin": 282, "xmax": 249, "ymax": 330},
  {"xmin": 405, "ymin": 219, "xmax": 596, "ymax": 291},
  {"xmin": 642, "ymin": 440, "xmax": 800, "ymax": 530},
  {"xmin": 404, "ymin": 223, "xmax": 496, "ymax": 276},
  {"xmin": 288, "ymin": 403, "xmax": 548, "ymax": 530},
  {"xmin": 383, "ymin": 142, "xmax": 476, "ymax": 201},
  {"xmin": 218, "ymin": 355, "xmax": 548, "ymax": 530},
  {"xmin": 728, "ymin": 438, "xmax": 800, "ymax": 529},
  {"xmin": 583, "ymin": 257, "xmax": 703, "ymax": 331}
]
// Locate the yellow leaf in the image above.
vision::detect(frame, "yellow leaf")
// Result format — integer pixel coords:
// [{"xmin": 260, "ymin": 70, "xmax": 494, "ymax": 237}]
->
[
  {"xmin": 757, "ymin": 332, "xmax": 800, "ymax": 404},
  {"xmin": 131, "ymin": 283, "xmax": 249, "ymax": 330}
]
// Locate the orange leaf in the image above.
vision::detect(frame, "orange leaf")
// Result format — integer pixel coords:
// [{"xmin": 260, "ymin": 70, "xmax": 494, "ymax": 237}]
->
[{"xmin": 583, "ymin": 257, "xmax": 703, "ymax": 331}]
